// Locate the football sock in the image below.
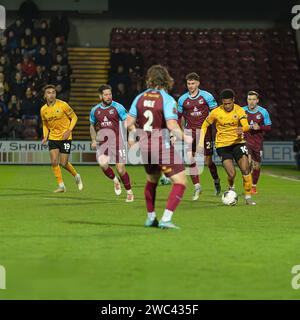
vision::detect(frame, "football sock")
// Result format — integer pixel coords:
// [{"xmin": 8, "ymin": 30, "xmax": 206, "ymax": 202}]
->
[
  {"xmin": 208, "ymin": 162, "xmax": 219, "ymax": 180},
  {"xmin": 102, "ymin": 167, "xmax": 115, "ymax": 180},
  {"xmin": 147, "ymin": 211, "xmax": 156, "ymax": 220},
  {"xmin": 243, "ymin": 174, "xmax": 252, "ymax": 196},
  {"xmin": 189, "ymin": 162, "xmax": 199, "ymax": 185},
  {"xmin": 120, "ymin": 172, "xmax": 131, "ymax": 190},
  {"xmin": 228, "ymin": 176, "xmax": 235, "ymax": 189},
  {"xmin": 194, "ymin": 183, "xmax": 201, "ymax": 190},
  {"xmin": 252, "ymin": 168, "xmax": 260, "ymax": 185},
  {"xmin": 165, "ymin": 183, "xmax": 186, "ymax": 213},
  {"xmin": 145, "ymin": 181, "xmax": 158, "ymax": 213},
  {"xmin": 162, "ymin": 209, "xmax": 173, "ymax": 222},
  {"xmin": 52, "ymin": 165, "xmax": 63, "ymax": 185},
  {"xmin": 64, "ymin": 162, "xmax": 78, "ymax": 177}
]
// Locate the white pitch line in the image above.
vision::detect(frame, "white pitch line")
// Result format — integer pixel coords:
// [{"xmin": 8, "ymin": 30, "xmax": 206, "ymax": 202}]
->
[{"xmin": 264, "ymin": 173, "xmax": 300, "ymax": 182}]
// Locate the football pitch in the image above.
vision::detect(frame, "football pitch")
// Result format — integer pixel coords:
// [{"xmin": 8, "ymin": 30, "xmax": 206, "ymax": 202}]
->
[{"xmin": 0, "ymin": 164, "xmax": 300, "ymax": 300}]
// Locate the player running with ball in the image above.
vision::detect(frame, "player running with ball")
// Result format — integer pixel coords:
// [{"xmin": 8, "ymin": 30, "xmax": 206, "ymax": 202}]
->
[{"xmin": 198, "ymin": 89, "xmax": 256, "ymax": 205}]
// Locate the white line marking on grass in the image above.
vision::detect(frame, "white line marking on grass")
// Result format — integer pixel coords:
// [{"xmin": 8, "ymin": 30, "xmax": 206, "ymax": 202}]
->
[{"xmin": 264, "ymin": 173, "xmax": 300, "ymax": 182}]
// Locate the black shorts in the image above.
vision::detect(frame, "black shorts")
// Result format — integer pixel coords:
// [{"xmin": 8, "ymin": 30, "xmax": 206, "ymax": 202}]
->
[
  {"xmin": 216, "ymin": 143, "xmax": 248, "ymax": 162},
  {"xmin": 48, "ymin": 140, "xmax": 72, "ymax": 154}
]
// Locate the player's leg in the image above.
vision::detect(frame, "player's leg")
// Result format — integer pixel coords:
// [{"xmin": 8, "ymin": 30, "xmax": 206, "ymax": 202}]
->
[
  {"xmin": 115, "ymin": 163, "xmax": 134, "ymax": 202},
  {"xmin": 49, "ymin": 147, "xmax": 65, "ymax": 192},
  {"xmin": 188, "ymin": 149, "xmax": 201, "ymax": 201},
  {"xmin": 221, "ymin": 159, "xmax": 236, "ymax": 190},
  {"xmin": 59, "ymin": 152, "xmax": 83, "ymax": 191},
  {"xmin": 205, "ymin": 154, "xmax": 221, "ymax": 196},
  {"xmin": 97, "ymin": 152, "xmax": 121, "ymax": 195},
  {"xmin": 204, "ymin": 139, "xmax": 221, "ymax": 195},
  {"xmin": 234, "ymin": 145, "xmax": 256, "ymax": 205},
  {"xmin": 144, "ymin": 167, "xmax": 161, "ymax": 227},
  {"xmin": 159, "ymin": 168, "xmax": 186, "ymax": 229},
  {"xmin": 217, "ymin": 146, "xmax": 236, "ymax": 190},
  {"xmin": 251, "ymin": 159, "xmax": 261, "ymax": 194}
]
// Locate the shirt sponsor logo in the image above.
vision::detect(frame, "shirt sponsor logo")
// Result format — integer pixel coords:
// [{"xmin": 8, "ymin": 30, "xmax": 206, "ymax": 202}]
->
[
  {"xmin": 191, "ymin": 106, "xmax": 202, "ymax": 117},
  {"xmin": 101, "ymin": 116, "xmax": 112, "ymax": 127}
]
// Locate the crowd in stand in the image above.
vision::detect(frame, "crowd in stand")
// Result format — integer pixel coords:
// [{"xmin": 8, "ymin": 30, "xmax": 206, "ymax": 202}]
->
[
  {"xmin": 0, "ymin": 1, "xmax": 71, "ymax": 139},
  {"xmin": 108, "ymin": 47, "xmax": 144, "ymax": 111}
]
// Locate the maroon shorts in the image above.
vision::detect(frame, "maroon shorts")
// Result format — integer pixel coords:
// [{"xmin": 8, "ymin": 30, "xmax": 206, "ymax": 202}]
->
[
  {"xmin": 141, "ymin": 145, "xmax": 185, "ymax": 178},
  {"xmin": 247, "ymin": 145, "xmax": 262, "ymax": 163},
  {"xmin": 96, "ymin": 142, "xmax": 126, "ymax": 163}
]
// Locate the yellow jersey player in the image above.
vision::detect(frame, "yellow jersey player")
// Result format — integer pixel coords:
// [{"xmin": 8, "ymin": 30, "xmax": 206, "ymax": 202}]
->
[
  {"xmin": 198, "ymin": 89, "xmax": 256, "ymax": 205},
  {"xmin": 40, "ymin": 84, "xmax": 83, "ymax": 193}
]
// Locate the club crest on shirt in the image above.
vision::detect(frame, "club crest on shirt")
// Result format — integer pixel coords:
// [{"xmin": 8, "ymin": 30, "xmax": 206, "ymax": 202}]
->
[
  {"xmin": 256, "ymin": 114, "xmax": 261, "ymax": 120},
  {"xmin": 109, "ymin": 109, "xmax": 114, "ymax": 115},
  {"xmin": 199, "ymin": 99, "xmax": 204, "ymax": 104},
  {"xmin": 233, "ymin": 114, "xmax": 238, "ymax": 120}
]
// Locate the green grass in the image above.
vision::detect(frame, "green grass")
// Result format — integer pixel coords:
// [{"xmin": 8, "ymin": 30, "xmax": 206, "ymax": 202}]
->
[{"xmin": 0, "ymin": 164, "xmax": 300, "ymax": 299}]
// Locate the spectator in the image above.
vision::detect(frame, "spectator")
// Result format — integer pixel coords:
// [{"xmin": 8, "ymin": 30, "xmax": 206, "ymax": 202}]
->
[
  {"xmin": 5, "ymin": 18, "xmax": 25, "ymax": 39},
  {"xmin": 9, "ymin": 47, "xmax": 23, "ymax": 65},
  {"xmin": 109, "ymin": 65, "xmax": 131, "ymax": 92},
  {"xmin": 115, "ymin": 83, "xmax": 131, "ymax": 110},
  {"xmin": 56, "ymin": 84, "xmax": 69, "ymax": 101},
  {"xmin": 7, "ymin": 95, "xmax": 21, "ymax": 119},
  {"xmin": 20, "ymin": 27, "xmax": 38, "ymax": 56},
  {"xmin": 37, "ymin": 35, "xmax": 52, "ymax": 54},
  {"xmin": 127, "ymin": 47, "xmax": 144, "ymax": 75},
  {"xmin": 0, "ymin": 103, "xmax": 8, "ymax": 138},
  {"xmin": 5, "ymin": 95, "xmax": 24, "ymax": 139},
  {"xmin": 11, "ymin": 72, "xmax": 26, "ymax": 99},
  {"xmin": 7, "ymin": 30, "xmax": 20, "ymax": 50},
  {"xmin": 36, "ymin": 20, "xmax": 52, "ymax": 41},
  {"xmin": 32, "ymin": 65, "xmax": 48, "ymax": 93},
  {"xmin": 34, "ymin": 46, "xmax": 52, "ymax": 70},
  {"xmin": 20, "ymin": 87, "xmax": 39, "ymax": 118},
  {"xmin": 0, "ymin": 72, "xmax": 10, "ymax": 102},
  {"xmin": 21, "ymin": 55, "xmax": 37, "ymax": 78},
  {"xmin": 0, "ymin": 56, "xmax": 11, "ymax": 78},
  {"xmin": 0, "ymin": 36, "xmax": 10, "ymax": 56}
]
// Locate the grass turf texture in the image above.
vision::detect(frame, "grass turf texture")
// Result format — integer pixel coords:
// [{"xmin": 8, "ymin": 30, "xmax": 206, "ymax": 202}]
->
[{"xmin": 0, "ymin": 165, "xmax": 300, "ymax": 299}]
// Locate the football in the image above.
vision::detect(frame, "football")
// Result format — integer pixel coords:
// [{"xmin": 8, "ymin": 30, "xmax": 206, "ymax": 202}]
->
[{"xmin": 222, "ymin": 190, "xmax": 238, "ymax": 206}]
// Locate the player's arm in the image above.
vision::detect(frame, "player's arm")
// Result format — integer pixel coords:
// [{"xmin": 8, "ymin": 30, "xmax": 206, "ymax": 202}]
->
[
  {"xmin": 236, "ymin": 109, "xmax": 250, "ymax": 135},
  {"xmin": 62, "ymin": 103, "xmax": 78, "ymax": 140},
  {"xmin": 89, "ymin": 107, "xmax": 97, "ymax": 150},
  {"xmin": 125, "ymin": 97, "xmax": 139, "ymax": 147},
  {"xmin": 253, "ymin": 109, "xmax": 272, "ymax": 131},
  {"xmin": 90, "ymin": 124, "xmax": 97, "ymax": 150},
  {"xmin": 198, "ymin": 113, "xmax": 215, "ymax": 149},
  {"xmin": 163, "ymin": 96, "xmax": 192, "ymax": 144},
  {"xmin": 41, "ymin": 109, "xmax": 49, "ymax": 145}
]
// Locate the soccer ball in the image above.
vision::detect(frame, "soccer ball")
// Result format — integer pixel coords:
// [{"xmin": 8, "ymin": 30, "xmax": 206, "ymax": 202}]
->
[{"xmin": 222, "ymin": 190, "xmax": 238, "ymax": 206}]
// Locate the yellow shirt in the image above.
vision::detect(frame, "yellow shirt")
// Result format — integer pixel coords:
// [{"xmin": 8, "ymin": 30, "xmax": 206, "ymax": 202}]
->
[
  {"xmin": 201, "ymin": 104, "xmax": 249, "ymax": 148},
  {"xmin": 40, "ymin": 99, "xmax": 77, "ymax": 140}
]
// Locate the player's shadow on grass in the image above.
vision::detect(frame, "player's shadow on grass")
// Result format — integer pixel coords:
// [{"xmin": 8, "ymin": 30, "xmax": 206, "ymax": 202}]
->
[
  {"xmin": 64, "ymin": 220, "xmax": 144, "ymax": 228},
  {"xmin": 0, "ymin": 187, "xmax": 50, "ymax": 194}
]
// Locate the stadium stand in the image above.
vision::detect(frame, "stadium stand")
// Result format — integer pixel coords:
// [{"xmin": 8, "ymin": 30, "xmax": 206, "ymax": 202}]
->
[
  {"xmin": 109, "ymin": 27, "xmax": 300, "ymax": 140},
  {"xmin": 0, "ymin": 15, "xmax": 71, "ymax": 140}
]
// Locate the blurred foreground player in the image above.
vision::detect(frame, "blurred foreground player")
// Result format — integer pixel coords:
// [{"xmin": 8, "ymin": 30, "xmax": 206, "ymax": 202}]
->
[
  {"xmin": 243, "ymin": 91, "xmax": 271, "ymax": 194},
  {"xmin": 41, "ymin": 85, "xmax": 83, "ymax": 192},
  {"xmin": 126, "ymin": 65, "xmax": 193, "ymax": 229},
  {"xmin": 90, "ymin": 85, "xmax": 134, "ymax": 202},
  {"xmin": 199, "ymin": 89, "xmax": 256, "ymax": 205}
]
